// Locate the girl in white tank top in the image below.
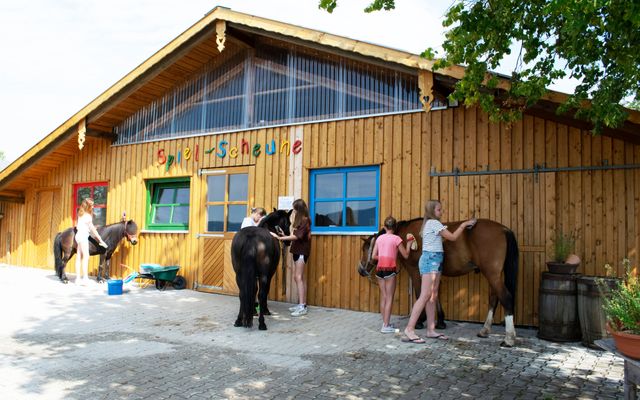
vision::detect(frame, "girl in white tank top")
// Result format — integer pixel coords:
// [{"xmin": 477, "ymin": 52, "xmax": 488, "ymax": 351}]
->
[{"xmin": 74, "ymin": 198, "xmax": 107, "ymax": 285}]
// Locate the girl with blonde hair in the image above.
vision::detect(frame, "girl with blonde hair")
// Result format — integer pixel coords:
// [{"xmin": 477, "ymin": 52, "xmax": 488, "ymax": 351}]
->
[{"xmin": 75, "ymin": 198, "xmax": 108, "ymax": 284}]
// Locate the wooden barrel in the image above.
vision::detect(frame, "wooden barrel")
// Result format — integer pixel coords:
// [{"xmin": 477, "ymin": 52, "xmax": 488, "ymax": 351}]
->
[
  {"xmin": 577, "ymin": 276, "xmax": 619, "ymax": 348},
  {"xmin": 538, "ymin": 272, "xmax": 582, "ymax": 342}
]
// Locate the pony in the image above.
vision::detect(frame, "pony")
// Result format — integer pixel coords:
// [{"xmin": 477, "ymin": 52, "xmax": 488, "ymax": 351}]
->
[
  {"xmin": 53, "ymin": 218, "xmax": 139, "ymax": 283},
  {"xmin": 358, "ymin": 218, "xmax": 519, "ymax": 347},
  {"xmin": 231, "ymin": 209, "xmax": 292, "ymax": 330}
]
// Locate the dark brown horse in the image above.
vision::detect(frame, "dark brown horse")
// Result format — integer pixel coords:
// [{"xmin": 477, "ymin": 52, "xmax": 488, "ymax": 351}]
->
[
  {"xmin": 358, "ymin": 218, "xmax": 519, "ymax": 347},
  {"xmin": 53, "ymin": 219, "xmax": 139, "ymax": 283},
  {"xmin": 231, "ymin": 209, "xmax": 292, "ymax": 330}
]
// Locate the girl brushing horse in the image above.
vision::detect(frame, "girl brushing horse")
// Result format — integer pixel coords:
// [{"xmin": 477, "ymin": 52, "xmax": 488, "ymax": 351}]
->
[{"xmin": 359, "ymin": 215, "xmax": 519, "ymax": 347}]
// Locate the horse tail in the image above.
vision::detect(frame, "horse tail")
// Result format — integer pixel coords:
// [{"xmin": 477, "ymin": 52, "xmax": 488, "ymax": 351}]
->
[
  {"xmin": 503, "ymin": 228, "xmax": 519, "ymax": 313},
  {"xmin": 53, "ymin": 232, "xmax": 63, "ymax": 277}
]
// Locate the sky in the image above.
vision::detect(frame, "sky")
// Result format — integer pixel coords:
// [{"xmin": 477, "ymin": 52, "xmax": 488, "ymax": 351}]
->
[{"xmin": 0, "ymin": 0, "xmax": 577, "ymax": 168}]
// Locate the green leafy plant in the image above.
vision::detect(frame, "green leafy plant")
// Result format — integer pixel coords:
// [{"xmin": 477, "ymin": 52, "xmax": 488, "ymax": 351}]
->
[
  {"xmin": 552, "ymin": 231, "xmax": 575, "ymax": 263},
  {"xmin": 600, "ymin": 259, "xmax": 640, "ymax": 335}
]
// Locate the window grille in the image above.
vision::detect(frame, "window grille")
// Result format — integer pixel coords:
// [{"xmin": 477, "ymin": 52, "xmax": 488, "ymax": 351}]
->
[{"xmin": 115, "ymin": 45, "xmax": 422, "ymax": 145}]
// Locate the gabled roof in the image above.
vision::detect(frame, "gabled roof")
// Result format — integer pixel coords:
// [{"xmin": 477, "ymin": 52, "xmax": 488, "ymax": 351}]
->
[{"xmin": 1, "ymin": 6, "xmax": 639, "ymax": 200}]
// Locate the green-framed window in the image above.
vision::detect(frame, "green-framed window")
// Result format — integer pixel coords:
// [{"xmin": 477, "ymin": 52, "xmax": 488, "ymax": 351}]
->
[{"xmin": 146, "ymin": 178, "xmax": 190, "ymax": 230}]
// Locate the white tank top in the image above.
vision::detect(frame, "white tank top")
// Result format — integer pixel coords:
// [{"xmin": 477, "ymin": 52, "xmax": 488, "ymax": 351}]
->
[{"xmin": 75, "ymin": 213, "xmax": 93, "ymax": 240}]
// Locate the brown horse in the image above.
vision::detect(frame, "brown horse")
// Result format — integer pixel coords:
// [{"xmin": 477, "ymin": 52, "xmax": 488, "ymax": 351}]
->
[{"xmin": 358, "ymin": 218, "xmax": 519, "ymax": 347}]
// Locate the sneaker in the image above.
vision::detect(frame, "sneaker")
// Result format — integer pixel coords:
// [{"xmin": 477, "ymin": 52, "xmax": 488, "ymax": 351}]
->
[
  {"xmin": 291, "ymin": 305, "xmax": 308, "ymax": 317},
  {"xmin": 380, "ymin": 325, "xmax": 396, "ymax": 333},
  {"xmin": 289, "ymin": 304, "xmax": 302, "ymax": 312}
]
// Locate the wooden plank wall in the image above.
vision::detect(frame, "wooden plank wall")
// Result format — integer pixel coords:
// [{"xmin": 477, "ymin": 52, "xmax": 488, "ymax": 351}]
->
[
  {"xmin": 1, "ymin": 107, "xmax": 638, "ymax": 327},
  {"xmin": 302, "ymin": 109, "xmax": 640, "ymax": 326}
]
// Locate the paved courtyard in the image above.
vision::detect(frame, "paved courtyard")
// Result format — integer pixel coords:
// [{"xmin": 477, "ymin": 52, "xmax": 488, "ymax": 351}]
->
[{"xmin": 0, "ymin": 264, "xmax": 627, "ymax": 399}]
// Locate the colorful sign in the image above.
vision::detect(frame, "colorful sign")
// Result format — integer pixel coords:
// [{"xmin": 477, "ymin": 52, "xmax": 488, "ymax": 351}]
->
[{"xmin": 157, "ymin": 138, "xmax": 302, "ymax": 171}]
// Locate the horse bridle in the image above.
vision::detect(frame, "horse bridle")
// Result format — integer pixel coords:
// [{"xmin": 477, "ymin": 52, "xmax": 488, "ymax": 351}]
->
[
  {"xmin": 123, "ymin": 220, "xmax": 136, "ymax": 242},
  {"xmin": 358, "ymin": 233, "xmax": 378, "ymax": 277}
]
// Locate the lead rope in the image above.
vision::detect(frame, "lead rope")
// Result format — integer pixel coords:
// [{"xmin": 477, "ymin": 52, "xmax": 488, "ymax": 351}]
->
[{"xmin": 366, "ymin": 234, "xmax": 377, "ymax": 278}]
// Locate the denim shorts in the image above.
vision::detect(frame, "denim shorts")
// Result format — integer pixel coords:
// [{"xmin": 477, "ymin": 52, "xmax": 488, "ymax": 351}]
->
[{"xmin": 418, "ymin": 251, "xmax": 444, "ymax": 274}]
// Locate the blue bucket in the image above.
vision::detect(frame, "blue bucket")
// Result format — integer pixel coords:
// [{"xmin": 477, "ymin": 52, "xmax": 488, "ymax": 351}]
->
[{"xmin": 107, "ymin": 279, "xmax": 123, "ymax": 295}]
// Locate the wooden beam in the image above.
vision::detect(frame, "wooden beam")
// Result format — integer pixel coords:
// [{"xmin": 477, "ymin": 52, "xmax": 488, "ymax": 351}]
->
[
  {"xmin": 0, "ymin": 194, "xmax": 25, "ymax": 204},
  {"xmin": 418, "ymin": 70, "xmax": 434, "ymax": 112}
]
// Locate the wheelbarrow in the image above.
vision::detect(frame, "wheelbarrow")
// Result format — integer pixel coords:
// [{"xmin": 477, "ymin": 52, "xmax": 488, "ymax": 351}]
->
[{"xmin": 124, "ymin": 264, "xmax": 187, "ymax": 290}]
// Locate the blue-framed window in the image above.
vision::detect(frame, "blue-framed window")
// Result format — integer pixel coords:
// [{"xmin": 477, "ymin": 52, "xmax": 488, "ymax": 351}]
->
[{"xmin": 310, "ymin": 166, "xmax": 379, "ymax": 233}]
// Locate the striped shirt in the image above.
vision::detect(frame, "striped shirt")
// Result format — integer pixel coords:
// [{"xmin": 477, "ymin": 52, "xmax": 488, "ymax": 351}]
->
[{"xmin": 422, "ymin": 219, "xmax": 447, "ymax": 252}]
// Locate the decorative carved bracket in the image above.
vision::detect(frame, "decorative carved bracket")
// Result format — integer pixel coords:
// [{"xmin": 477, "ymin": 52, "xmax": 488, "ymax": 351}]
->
[
  {"xmin": 77, "ymin": 118, "xmax": 86, "ymax": 150},
  {"xmin": 216, "ymin": 20, "xmax": 226, "ymax": 52},
  {"xmin": 418, "ymin": 70, "xmax": 434, "ymax": 112}
]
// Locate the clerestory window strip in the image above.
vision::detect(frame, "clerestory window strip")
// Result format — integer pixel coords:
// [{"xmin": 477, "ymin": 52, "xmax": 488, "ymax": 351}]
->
[{"xmin": 114, "ymin": 45, "xmax": 422, "ymax": 145}]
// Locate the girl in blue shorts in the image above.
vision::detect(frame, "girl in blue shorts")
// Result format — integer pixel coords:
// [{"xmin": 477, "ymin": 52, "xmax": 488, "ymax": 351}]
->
[{"xmin": 403, "ymin": 200, "xmax": 475, "ymax": 343}]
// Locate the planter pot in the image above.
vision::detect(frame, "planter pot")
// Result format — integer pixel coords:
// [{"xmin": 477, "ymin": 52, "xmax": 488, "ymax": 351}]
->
[
  {"xmin": 608, "ymin": 326, "xmax": 640, "ymax": 360},
  {"xmin": 546, "ymin": 261, "xmax": 579, "ymax": 274}
]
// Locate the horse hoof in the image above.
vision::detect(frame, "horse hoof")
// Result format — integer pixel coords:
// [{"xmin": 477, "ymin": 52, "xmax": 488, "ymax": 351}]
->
[
  {"xmin": 263, "ymin": 309, "xmax": 271, "ymax": 316},
  {"xmin": 500, "ymin": 340, "xmax": 514, "ymax": 347},
  {"xmin": 259, "ymin": 324, "xmax": 267, "ymax": 331},
  {"xmin": 436, "ymin": 322, "xmax": 446, "ymax": 330},
  {"xmin": 477, "ymin": 332, "xmax": 489, "ymax": 338},
  {"xmin": 234, "ymin": 320, "xmax": 242, "ymax": 327},
  {"xmin": 415, "ymin": 322, "xmax": 424, "ymax": 330}
]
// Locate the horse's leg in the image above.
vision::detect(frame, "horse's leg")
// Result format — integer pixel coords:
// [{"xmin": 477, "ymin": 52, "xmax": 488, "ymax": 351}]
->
[
  {"xmin": 435, "ymin": 298, "xmax": 446, "ymax": 330},
  {"xmin": 478, "ymin": 287, "xmax": 498, "ymax": 338},
  {"xmin": 493, "ymin": 283, "xmax": 516, "ymax": 347},
  {"xmin": 234, "ymin": 271, "xmax": 245, "ymax": 327},
  {"xmin": 97, "ymin": 255, "xmax": 104, "ymax": 283},
  {"xmin": 104, "ymin": 255, "xmax": 112, "ymax": 281},
  {"xmin": 257, "ymin": 275, "xmax": 269, "ymax": 330}
]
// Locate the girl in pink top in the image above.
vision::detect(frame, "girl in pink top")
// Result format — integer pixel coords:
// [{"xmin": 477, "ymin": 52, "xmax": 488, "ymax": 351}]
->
[{"xmin": 372, "ymin": 216, "xmax": 414, "ymax": 333}]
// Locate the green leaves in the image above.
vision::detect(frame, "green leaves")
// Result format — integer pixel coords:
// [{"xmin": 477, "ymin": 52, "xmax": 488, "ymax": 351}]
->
[
  {"xmin": 318, "ymin": 0, "xmax": 640, "ymax": 133},
  {"xmin": 318, "ymin": 0, "xmax": 337, "ymax": 13},
  {"xmin": 600, "ymin": 259, "xmax": 640, "ymax": 335}
]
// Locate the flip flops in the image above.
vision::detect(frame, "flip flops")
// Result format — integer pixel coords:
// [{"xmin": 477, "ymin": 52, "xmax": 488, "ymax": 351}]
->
[
  {"xmin": 401, "ymin": 336, "xmax": 426, "ymax": 344},
  {"xmin": 426, "ymin": 334, "xmax": 449, "ymax": 340}
]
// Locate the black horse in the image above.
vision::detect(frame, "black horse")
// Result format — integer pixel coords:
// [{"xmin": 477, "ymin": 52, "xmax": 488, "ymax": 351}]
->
[
  {"xmin": 231, "ymin": 209, "xmax": 292, "ymax": 330},
  {"xmin": 53, "ymin": 219, "xmax": 139, "ymax": 283}
]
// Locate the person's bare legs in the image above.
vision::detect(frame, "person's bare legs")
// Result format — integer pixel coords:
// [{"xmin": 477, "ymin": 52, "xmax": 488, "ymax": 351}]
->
[
  {"xmin": 292, "ymin": 259, "xmax": 306, "ymax": 305},
  {"xmin": 378, "ymin": 276, "xmax": 397, "ymax": 326},
  {"xmin": 404, "ymin": 273, "xmax": 436, "ymax": 339},
  {"xmin": 75, "ymin": 239, "xmax": 89, "ymax": 284},
  {"xmin": 425, "ymin": 273, "xmax": 447, "ymax": 338}
]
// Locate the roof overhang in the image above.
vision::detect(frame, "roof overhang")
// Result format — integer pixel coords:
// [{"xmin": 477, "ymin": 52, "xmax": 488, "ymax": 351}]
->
[{"xmin": 1, "ymin": 6, "xmax": 639, "ymax": 198}]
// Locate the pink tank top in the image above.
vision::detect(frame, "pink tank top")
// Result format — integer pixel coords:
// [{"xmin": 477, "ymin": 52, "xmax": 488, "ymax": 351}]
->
[{"xmin": 375, "ymin": 233, "xmax": 402, "ymax": 270}]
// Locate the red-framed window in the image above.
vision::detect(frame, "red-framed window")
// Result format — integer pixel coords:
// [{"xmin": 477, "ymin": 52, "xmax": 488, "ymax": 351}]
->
[{"xmin": 73, "ymin": 182, "xmax": 108, "ymax": 226}]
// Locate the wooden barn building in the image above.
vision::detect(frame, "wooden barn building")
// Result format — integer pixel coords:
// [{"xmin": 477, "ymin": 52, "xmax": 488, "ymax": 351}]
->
[{"xmin": 1, "ymin": 7, "xmax": 639, "ymax": 327}]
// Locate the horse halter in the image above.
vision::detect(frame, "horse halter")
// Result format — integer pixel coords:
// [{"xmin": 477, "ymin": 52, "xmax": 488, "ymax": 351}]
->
[{"xmin": 359, "ymin": 233, "xmax": 377, "ymax": 276}]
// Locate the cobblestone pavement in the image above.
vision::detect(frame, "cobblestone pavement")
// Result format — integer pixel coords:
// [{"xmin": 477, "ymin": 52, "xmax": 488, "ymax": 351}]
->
[{"xmin": 0, "ymin": 265, "xmax": 625, "ymax": 399}]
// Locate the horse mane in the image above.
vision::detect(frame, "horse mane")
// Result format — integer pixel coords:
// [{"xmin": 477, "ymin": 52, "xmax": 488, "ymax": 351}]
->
[
  {"xmin": 257, "ymin": 212, "xmax": 278, "ymax": 232},
  {"xmin": 372, "ymin": 217, "xmax": 423, "ymax": 238}
]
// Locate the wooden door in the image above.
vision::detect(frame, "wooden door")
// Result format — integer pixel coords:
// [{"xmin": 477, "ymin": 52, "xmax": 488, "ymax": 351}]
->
[
  {"xmin": 196, "ymin": 167, "xmax": 251, "ymax": 295},
  {"xmin": 33, "ymin": 189, "xmax": 62, "ymax": 269},
  {"xmin": 434, "ymin": 172, "xmax": 555, "ymax": 326}
]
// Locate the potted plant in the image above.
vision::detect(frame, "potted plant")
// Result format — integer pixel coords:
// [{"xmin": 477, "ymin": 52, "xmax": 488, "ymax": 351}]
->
[
  {"xmin": 599, "ymin": 259, "xmax": 640, "ymax": 359},
  {"xmin": 546, "ymin": 231, "xmax": 580, "ymax": 274}
]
